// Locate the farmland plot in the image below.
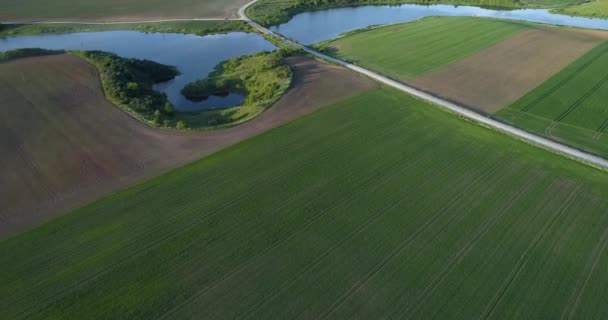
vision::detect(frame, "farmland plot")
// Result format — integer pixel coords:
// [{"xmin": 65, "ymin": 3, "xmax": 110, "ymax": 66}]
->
[
  {"xmin": 0, "ymin": 54, "xmax": 373, "ymax": 237},
  {"xmin": 316, "ymin": 17, "xmax": 527, "ymax": 80},
  {"xmin": 410, "ymin": 27, "xmax": 607, "ymax": 113},
  {"xmin": 3, "ymin": 88, "xmax": 608, "ymax": 319},
  {"xmin": 498, "ymin": 41, "xmax": 608, "ymax": 157},
  {"xmin": 318, "ymin": 16, "xmax": 608, "ymax": 114}
]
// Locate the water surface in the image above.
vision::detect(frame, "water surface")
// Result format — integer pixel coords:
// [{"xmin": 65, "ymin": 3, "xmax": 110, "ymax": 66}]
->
[
  {"xmin": 0, "ymin": 31, "xmax": 276, "ymax": 111},
  {"xmin": 270, "ymin": 4, "xmax": 608, "ymax": 44}
]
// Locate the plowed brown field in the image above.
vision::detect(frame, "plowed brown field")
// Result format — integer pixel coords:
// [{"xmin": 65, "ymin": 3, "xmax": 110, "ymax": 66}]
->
[
  {"xmin": 410, "ymin": 27, "xmax": 608, "ymax": 113},
  {"xmin": 0, "ymin": 54, "xmax": 376, "ymax": 238}
]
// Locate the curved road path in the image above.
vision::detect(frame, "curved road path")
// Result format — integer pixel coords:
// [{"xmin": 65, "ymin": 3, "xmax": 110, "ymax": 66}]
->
[{"xmin": 239, "ymin": 0, "xmax": 608, "ymax": 170}]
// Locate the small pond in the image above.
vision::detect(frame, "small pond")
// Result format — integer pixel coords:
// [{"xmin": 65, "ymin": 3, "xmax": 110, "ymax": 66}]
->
[
  {"xmin": 0, "ymin": 31, "xmax": 276, "ymax": 111},
  {"xmin": 269, "ymin": 4, "xmax": 608, "ymax": 44}
]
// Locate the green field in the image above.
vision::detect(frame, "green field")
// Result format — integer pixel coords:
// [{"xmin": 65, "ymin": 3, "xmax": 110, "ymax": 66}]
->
[
  {"xmin": 553, "ymin": 0, "xmax": 608, "ymax": 18},
  {"xmin": 316, "ymin": 17, "xmax": 527, "ymax": 80},
  {"xmin": 498, "ymin": 42, "xmax": 608, "ymax": 157},
  {"xmin": 0, "ymin": 0, "xmax": 248, "ymax": 21},
  {"xmin": 3, "ymin": 87, "xmax": 608, "ymax": 319},
  {"xmin": 0, "ymin": 20, "xmax": 252, "ymax": 37}
]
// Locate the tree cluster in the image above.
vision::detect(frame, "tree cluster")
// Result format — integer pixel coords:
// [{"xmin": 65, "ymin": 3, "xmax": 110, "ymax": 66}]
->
[{"xmin": 79, "ymin": 51, "xmax": 180, "ymax": 127}]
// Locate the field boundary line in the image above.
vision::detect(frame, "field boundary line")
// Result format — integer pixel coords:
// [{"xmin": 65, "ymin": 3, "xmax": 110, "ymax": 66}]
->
[
  {"xmin": 517, "ymin": 44, "xmax": 608, "ymax": 114},
  {"xmin": 553, "ymin": 72, "xmax": 608, "ymax": 123},
  {"xmin": 10, "ymin": 116, "xmax": 387, "ymax": 320},
  {"xmin": 6, "ymin": 105, "xmax": 401, "ymax": 303},
  {"xmin": 239, "ymin": 0, "xmax": 608, "ymax": 171},
  {"xmin": 3, "ymin": 115, "xmax": 363, "ymax": 291},
  {"xmin": 479, "ymin": 186, "xmax": 581, "ymax": 320}
]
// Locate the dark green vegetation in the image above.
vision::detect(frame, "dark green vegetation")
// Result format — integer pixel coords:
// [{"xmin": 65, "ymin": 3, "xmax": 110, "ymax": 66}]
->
[
  {"xmin": 0, "ymin": 0, "xmax": 248, "ymax": 21},
  {"xmin": 3, "ymin": 87, "xmax": 608, "ymax": 319},
  {"xmin": 0, "ymin": 20, "xmax": 253, "ymax": 37},
  {"xmin": 180, "ymin": 50, "xmax": 292, "ymax": 128},
  {"xmin": 248, "ymin": 0, "xmax": 523, "ymax": 26},
  {"xmin": 498, "ymin": 41, "xmax": 608, "ymax": 158},
  {"xmin": 316, "ymin": 17, "xmax": 527, "ymax": 80},
  {"xmin": 0, "ymin": 48, "xmax": 63, "ymax": 62},
  {"xmin": 75, "ymin": 50, "xmax": 181, "ymax": 128}
]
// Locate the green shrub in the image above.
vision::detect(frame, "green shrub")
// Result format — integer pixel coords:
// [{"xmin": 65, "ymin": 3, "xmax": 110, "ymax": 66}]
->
[{"xmin": 176, "ymin": 121, "xmax": 188, "ymax": 130}]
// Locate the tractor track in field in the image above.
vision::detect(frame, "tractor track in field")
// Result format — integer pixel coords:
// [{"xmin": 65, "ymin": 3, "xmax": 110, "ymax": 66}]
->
[
  {"xmin": 593, "ymin": 118, "xmax": 608, "ymax": 139},
  {"xmin": 479, "ymin": 186, "xmax": 581, "ymax": 320},
  {"xmin": 317, "ymin": 154, "xmax": 514, "ymax": 320},
  {"xmin": 553, "ymin": 72, "xmax": 608, "ymax": 123},
  {"xmin": 399, "ymin": 169, "xmax": 542, "ymax": 320},
  {"xmin": 545, "ymin": 71, "xmax": 608, "ymax": 139},
  {"xmin": 560, "ymin": 217, "xmax": 608, "ymax": 319},
  {"xmin": 517, "ymin": 44, "xmax": 608, "ymax": 114},
  {"xmin": 4, "ymin": 116, "xmax": 362, "ymax": 285}
]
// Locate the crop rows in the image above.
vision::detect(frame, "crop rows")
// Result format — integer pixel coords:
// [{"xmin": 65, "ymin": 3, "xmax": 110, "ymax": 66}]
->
[
  {"xmin": 3, "ymin": 89, "xmax": 608, "ymax": 319},
  {"xmin": 316, "ymin": 16, "xmax": 527, "ymax": 80},
  {"xmin": 499, "ymin": 41, "xmax": 608, "ymax": 157},
  {"xmin": 518, "ymin": 43, "xmax": 608, "ymax": 114}
]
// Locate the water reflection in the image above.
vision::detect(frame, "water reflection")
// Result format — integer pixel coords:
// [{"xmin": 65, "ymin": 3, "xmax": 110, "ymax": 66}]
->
[{"xmin": 270, "ymin": 4, "xmax": 608, "ymax": 44}]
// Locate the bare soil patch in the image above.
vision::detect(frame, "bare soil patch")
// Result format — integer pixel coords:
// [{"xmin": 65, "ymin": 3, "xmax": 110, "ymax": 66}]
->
[
  {"xmin": 409, "ymin": 27, "xmax": 608, "ymax": 114},
  {"xmin": 0, "ymin": 55, "xmax": 376, "ymax": 238}
]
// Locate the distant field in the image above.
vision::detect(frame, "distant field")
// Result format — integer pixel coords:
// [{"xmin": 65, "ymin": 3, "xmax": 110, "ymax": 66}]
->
[
  {"xmin": 0, "ymin": 0, "xmax": 249, "ymax": 22},
  {"xmin": 0, "ymin": 20, "xmax": 252, "ymax": 37},
  {"xmin": 317, "ymin": 17, "xmax": 527, "ymax": 80},
  {"xmin": 3, "ymin": 87, "xmax": 608, "ymax": 319},
  {"xmin": 0, "ymin": 54, "xmax": 373, "ymax": 238},
  {"xmin": 498, "ymin": 42, "xmax": 608, "ymax": 157},
  {"xmin": 318, "ymin": 17, "xmax": 608, "ymax": 113},
  {"xmin": 554, "ymin": 0, "xmax": 608, "ymax": 18},
  {"xmin": 410, "ymin": 26, "xmax": 607, "ymax": 112}
]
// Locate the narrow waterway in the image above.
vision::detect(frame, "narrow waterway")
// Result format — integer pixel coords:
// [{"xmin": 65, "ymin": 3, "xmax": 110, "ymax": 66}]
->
[
  {"xmin": 0, "ymin": 31, "xmax": 276, "ymax": 111},
  {"xmin": 269, "ymin": 4, "xmax": 608, "ymax": 44}
]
